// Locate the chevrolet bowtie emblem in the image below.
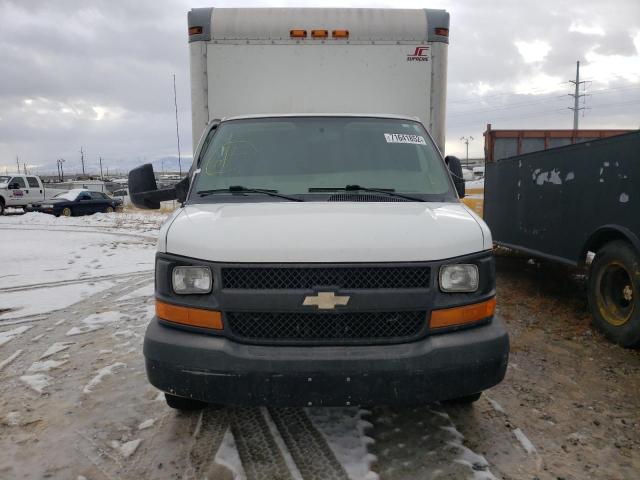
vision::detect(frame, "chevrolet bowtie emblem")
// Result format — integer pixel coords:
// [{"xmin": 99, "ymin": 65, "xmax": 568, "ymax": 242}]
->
[{"xmin": 303, "ymin": 292, "xmax": 350, "ymax": 310}]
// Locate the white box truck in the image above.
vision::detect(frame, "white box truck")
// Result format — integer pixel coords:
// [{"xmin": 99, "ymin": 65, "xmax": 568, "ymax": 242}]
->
[{"xmin": 129, "ymin": 7, "xmax": 509, "ymax": 410}]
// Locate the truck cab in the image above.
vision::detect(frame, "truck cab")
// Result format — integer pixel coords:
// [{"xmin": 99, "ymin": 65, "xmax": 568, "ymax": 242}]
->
[
  {"xmin": 129, "ymin": 7, "xmax": 509, "ymax": 409},
  {"xmin": 0, "ymin": 174, "xmax": 45, "ymax": 214}
]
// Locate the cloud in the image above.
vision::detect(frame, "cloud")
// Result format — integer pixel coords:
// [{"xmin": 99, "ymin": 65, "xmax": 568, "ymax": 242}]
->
[{"xmin": 0, "ymin": 0, "xmax": 638, "ymax": 168}]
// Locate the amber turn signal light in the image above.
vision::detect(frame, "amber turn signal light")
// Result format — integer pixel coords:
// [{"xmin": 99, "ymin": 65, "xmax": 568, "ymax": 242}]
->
[
  {"xmin": 311, "ymin": 29, "xmax": 329, "ymax": 39},
  {"xmin": 332, "ymin": 29, "xmax": 349, "ymax": 39},
  {"xmin": 430, "ymin": 298, "xmax": 496, "ymax": 329},
  {"xmin": 156, "ymin": 300, "xmax": 223, "ymax": 330}
]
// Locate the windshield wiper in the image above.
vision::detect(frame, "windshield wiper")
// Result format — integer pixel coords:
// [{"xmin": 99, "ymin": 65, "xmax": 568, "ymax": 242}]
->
[
  {"xmin": 309, "ymin": 185, "xmax": 425, "ymax": 202},
  {"xmin": 197, "ymin": 186, "xmax": 304, "ymax": 202}
]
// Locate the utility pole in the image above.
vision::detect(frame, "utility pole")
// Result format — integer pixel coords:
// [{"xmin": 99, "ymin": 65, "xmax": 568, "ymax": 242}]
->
[
  {"xmin": 16, "ymin": 156, "xmax": 20, "ymax": 174},
  {"xmin": 173, "ymin": 74, "xmax": 183, "ymax": 177},
  {"xmin": 460, "ymin": 136, "xmax": 474, "ymax": 167},
  {"xmin": 57, "ymin": 158, "xmax": 65, "ymax": 182},
  {"xmin": 99, "ymin": 156, "xmax": 104, "ymax": 180},
  {"xmin": 80, "ymin": 146, "xmax": 86, "ymax": 175},
  {"xmin": 23, "ymin": 163, "xmax": 28, "ymax": 175},
  {"xmin": 568, "ymin": 61, "xmax": 587, "ymax": 130}
]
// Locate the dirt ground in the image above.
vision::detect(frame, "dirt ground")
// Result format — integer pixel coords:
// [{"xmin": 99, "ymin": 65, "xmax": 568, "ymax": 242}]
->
[
  {"xmin": 1, "ymin": 217, "xmax": 639, "ymax": 480},
  {"xmin": 454, "ymin": 253, "xmax": 640, "ymax": 480}
]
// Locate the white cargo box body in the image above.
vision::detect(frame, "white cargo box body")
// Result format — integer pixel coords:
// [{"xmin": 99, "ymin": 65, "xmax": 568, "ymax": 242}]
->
[{"xmin": 188, "ymin": 8, "xmax": 449, "ymax": 152}]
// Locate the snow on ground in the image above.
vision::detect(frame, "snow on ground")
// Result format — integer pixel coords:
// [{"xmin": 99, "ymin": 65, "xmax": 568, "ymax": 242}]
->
[{"xmin": 0, "ymin": 209, "xmax": 533, "ymax": 479}]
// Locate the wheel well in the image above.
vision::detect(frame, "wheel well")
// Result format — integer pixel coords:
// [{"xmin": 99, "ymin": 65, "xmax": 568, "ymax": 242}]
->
[{"xmin": 581, "ymin": 227, "xmax": 639, "ymax": 263}]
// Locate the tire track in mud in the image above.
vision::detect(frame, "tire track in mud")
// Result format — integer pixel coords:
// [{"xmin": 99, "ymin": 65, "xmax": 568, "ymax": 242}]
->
[
  {"xmin": 229, "ymin": 408, "xmax": 295, "ymax": 480},
  {"xmin": 187, "ymin": 408, "xmax": 230, "ymax": 479},
  {"xmin": 0, "ymin": 270, "xmax": 153, "ymax": 293},
  {"xmin": 268, "ymin": 408, "xmax": 350, "ymax": 480}
]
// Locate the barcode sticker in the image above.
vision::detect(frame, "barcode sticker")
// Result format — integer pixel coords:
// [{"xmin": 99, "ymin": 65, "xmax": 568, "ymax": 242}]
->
[{"xmin": 384, "ymin": 133, "xmax": 426, "ymax": 145}]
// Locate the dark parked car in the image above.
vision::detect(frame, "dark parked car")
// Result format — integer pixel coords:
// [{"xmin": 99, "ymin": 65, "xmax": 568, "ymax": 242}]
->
[{"xmin": 32, "ymin": 189, "xmax": 123, "ymax": 217}]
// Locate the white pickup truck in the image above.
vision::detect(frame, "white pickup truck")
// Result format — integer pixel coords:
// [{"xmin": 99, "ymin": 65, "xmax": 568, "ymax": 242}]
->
[{"xmin": 0, "ymin": 174, "xmax": 47, "ymax": 214}]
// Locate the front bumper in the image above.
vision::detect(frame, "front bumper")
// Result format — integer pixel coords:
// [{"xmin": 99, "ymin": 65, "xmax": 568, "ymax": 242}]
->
[{"xmin": 144, "ymin": 316, "xmax": 509, "ymax": 407}]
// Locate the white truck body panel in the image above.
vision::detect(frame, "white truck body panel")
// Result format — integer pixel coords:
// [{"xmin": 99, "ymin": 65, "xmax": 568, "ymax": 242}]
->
[
  {"xmin": 0, "ymin": 174, "xmax": 45, "ymax": 208},
  {"xmin": 163, "ymin": 202, "xmax": 490, "ymax": 263},
  {"xmin": 189, "ymin": 7, "xmax": 449, "ymax": 152}
]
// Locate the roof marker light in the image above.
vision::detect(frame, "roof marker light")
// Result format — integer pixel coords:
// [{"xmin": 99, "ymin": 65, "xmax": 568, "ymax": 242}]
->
[
  {"xmin": 189, "ymin": 26, "xmax": 203, "ymax": 36},
  {"xmin": 435, "ymin": 27, "xmax": 449, "ymax": 37},
  {"xmin": 332, "ymin": 29, "xmax": 349, "ymax": 39},
  {"xmin": 311, "ymin": 29, "xmax": 329, "ymax": 39},
  {"xmin": 290, "ymin": 29, "xmax": 307, "ymax": 38}
]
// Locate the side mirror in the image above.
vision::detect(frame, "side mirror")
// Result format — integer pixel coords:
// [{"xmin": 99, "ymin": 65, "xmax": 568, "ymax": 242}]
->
[
  {"xmin": 128, "ymin": 163, "xmax": 188, "ymax": 209},
  {"xmin": 445, "ymin": 155, "xmax": 465, "ymax": 198}
]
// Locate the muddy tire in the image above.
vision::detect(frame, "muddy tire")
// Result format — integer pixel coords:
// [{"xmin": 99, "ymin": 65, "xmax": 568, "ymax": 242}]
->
[
  {"xmin": 106, "ymin": 206, "xmax": 114, "ymax": 213},
  {"xmin": 61, "ymin": 207, "xmax": 73, "ymax": 217},
  {"xmin": 588, "ymin": 240, "xmax": 640, "ymax": 348},
  {"xmin": 444, "ymin": 392, "xmax": 482, "ymax": 405},
  {"xmin": 0, "ymin": 200, "xmax": 4, "ymax": 216},
  {"xmin": 164, "ymin": 393, "xmax": 208, "ymax": 411}
]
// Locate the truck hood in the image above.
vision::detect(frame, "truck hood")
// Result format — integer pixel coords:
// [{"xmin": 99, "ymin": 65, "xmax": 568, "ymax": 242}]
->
[{"xmin": 162, "ymin": 202, "xmax": 491, "ymax": 263}]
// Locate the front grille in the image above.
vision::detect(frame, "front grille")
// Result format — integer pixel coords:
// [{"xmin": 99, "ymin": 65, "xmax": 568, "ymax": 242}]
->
[
  {"xmin": 226, "ymin": 311, "xmax": 425, "ymax": 344},
  {"xmin": 221, "ymin": 266, "xmax": 431, "ymax": 289}
]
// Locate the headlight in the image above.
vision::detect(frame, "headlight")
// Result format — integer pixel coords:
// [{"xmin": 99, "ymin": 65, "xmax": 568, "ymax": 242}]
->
[
  {"xmin": 439, "ymin": 264, "xmax": 479, "ymax": 292},
  {"xmin": 172, "ymin": 266, "xmax": 212, "ymax": 294}
]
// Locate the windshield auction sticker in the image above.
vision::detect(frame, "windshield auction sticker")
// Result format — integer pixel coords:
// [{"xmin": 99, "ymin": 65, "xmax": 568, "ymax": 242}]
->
[{"xmin": 384, "ymin": 133, "xmax": 427, "ymax": 145}]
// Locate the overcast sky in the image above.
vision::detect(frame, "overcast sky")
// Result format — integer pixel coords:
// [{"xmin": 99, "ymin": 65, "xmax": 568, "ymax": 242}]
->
[{"xmin": 1, "ymin": 0, "xmax": 639, "ymax": 175}]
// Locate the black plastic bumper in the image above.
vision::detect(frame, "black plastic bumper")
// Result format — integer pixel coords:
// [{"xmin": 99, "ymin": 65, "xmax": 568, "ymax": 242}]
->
[{"xmin": 144, "ymin": 317, "xmax": 509, "ymax": 407}]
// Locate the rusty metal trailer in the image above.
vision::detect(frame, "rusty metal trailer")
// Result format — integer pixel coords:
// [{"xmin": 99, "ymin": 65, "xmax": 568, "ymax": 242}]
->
[{"xmin": 484, "ymin": 130, "xmax": 640, "ymax": 347}]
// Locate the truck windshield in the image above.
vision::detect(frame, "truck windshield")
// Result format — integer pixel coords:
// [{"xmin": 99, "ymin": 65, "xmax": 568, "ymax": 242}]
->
[{"xmin": 191, "ymin": 117, "xmax": 456, "ymax": 202}]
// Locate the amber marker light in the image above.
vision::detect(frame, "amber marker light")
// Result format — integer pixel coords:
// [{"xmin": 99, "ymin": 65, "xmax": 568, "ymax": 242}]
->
[
  {"xmin": 156, "ymin": 300, "xmax": 223, "ymax": 330},
  {"xmin": 311, "ymin": 29, "xmax": 329, "ymax": 39},
  {"xmin": 332, "ymin": 29, "xmax": 349, "ymax": 39},
  {"xmin": 290, "ymin": 29, "xmax": 307, "ymax": 38},
  {"xmin": 430, "ymin": 298, "xmax": 496, "ymax": 329},
  {"xmin": 434, "ymin": 27, "xmax": 449, "ymax": 37},
  {"xmin": 189, "ymin": 26, "xmax": 203, "ymax": 36}
]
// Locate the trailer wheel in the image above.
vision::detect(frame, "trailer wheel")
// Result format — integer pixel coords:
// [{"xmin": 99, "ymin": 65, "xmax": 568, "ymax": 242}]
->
[
  {"xmin": 588, "ymin": 240, "xmax": 640, "ymax": 347},
  {"xmin": 164, "ymin": 393, "xmax": 208, "ymax": 411}
]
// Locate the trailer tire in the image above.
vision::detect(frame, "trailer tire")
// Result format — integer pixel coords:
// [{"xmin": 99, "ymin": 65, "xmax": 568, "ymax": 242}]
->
[{"xmin": 588, "ymin": 240, "xmax": 640, "ymax": 348}]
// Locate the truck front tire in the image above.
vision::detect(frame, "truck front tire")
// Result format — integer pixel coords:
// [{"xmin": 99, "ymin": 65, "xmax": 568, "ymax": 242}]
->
[
  {"xmin": 164, "ymin": 393, "xmax": 208, "ymax": 411},
  {"xmin": 0, "ymin": 199, "xmax": 4, "ymax": 216},
  {"xmin": 589, "ymin": 240, "xmax": 640, "ymax": 348}
]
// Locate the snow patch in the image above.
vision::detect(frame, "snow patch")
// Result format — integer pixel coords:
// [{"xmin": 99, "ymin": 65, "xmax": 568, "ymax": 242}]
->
[
  {"xmin": 119, "ymin": 283, "xmax": 154, "ymax": 301},
  {"xmin": 27, "ymin": 359, "xmax": 68, "ymax": 373},
  {"xmin": 486, "ymin": 397, "xmax": 505, "ymax": 414},
  {"xmin": 110, "ymin": 438, "xmax": 141, "ymax": 458},
  {"xmin": 40, "ymin": 342, "xmax": 74, "ymax": 359},
  {"xmin": 66, "ymin": 311, "xmax": 121, "ymax": 337},
  {"xmin": 83, "ymin": 362, "xmax": 126, "ymax": 394},
  {"xmin": 513, "ymin": 428, "xmax": 537, "ymax": 455},
  {"xmin": 138, "ymin": 418, "xmax": 155, "ymax": 430},
  {"xmin": 20, "ymin": 373, "xmax": 51, "ymax": 394},
  {"xmin": 0, "ymin": 349, "xmax": 23, "ymax": 371},
  {"xmin": 0, "ymin": 325, "xmax": 32, "ymax": 347},
  {"xmin": 3, "ymin": 411, "xmax": 21, "ymax": 426},
  {"xmin": 306, "ymin": 408, "xmax": 378, "ymax": 480},
  {"xmin": 214, "ymin": 428, "xmax": 247, "ymax": 480}
]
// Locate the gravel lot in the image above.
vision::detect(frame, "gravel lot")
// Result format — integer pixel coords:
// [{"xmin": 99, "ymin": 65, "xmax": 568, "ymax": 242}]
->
[{"xmin": 1, "ymin": 212, "xmax": 638, "ymax": 479}]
